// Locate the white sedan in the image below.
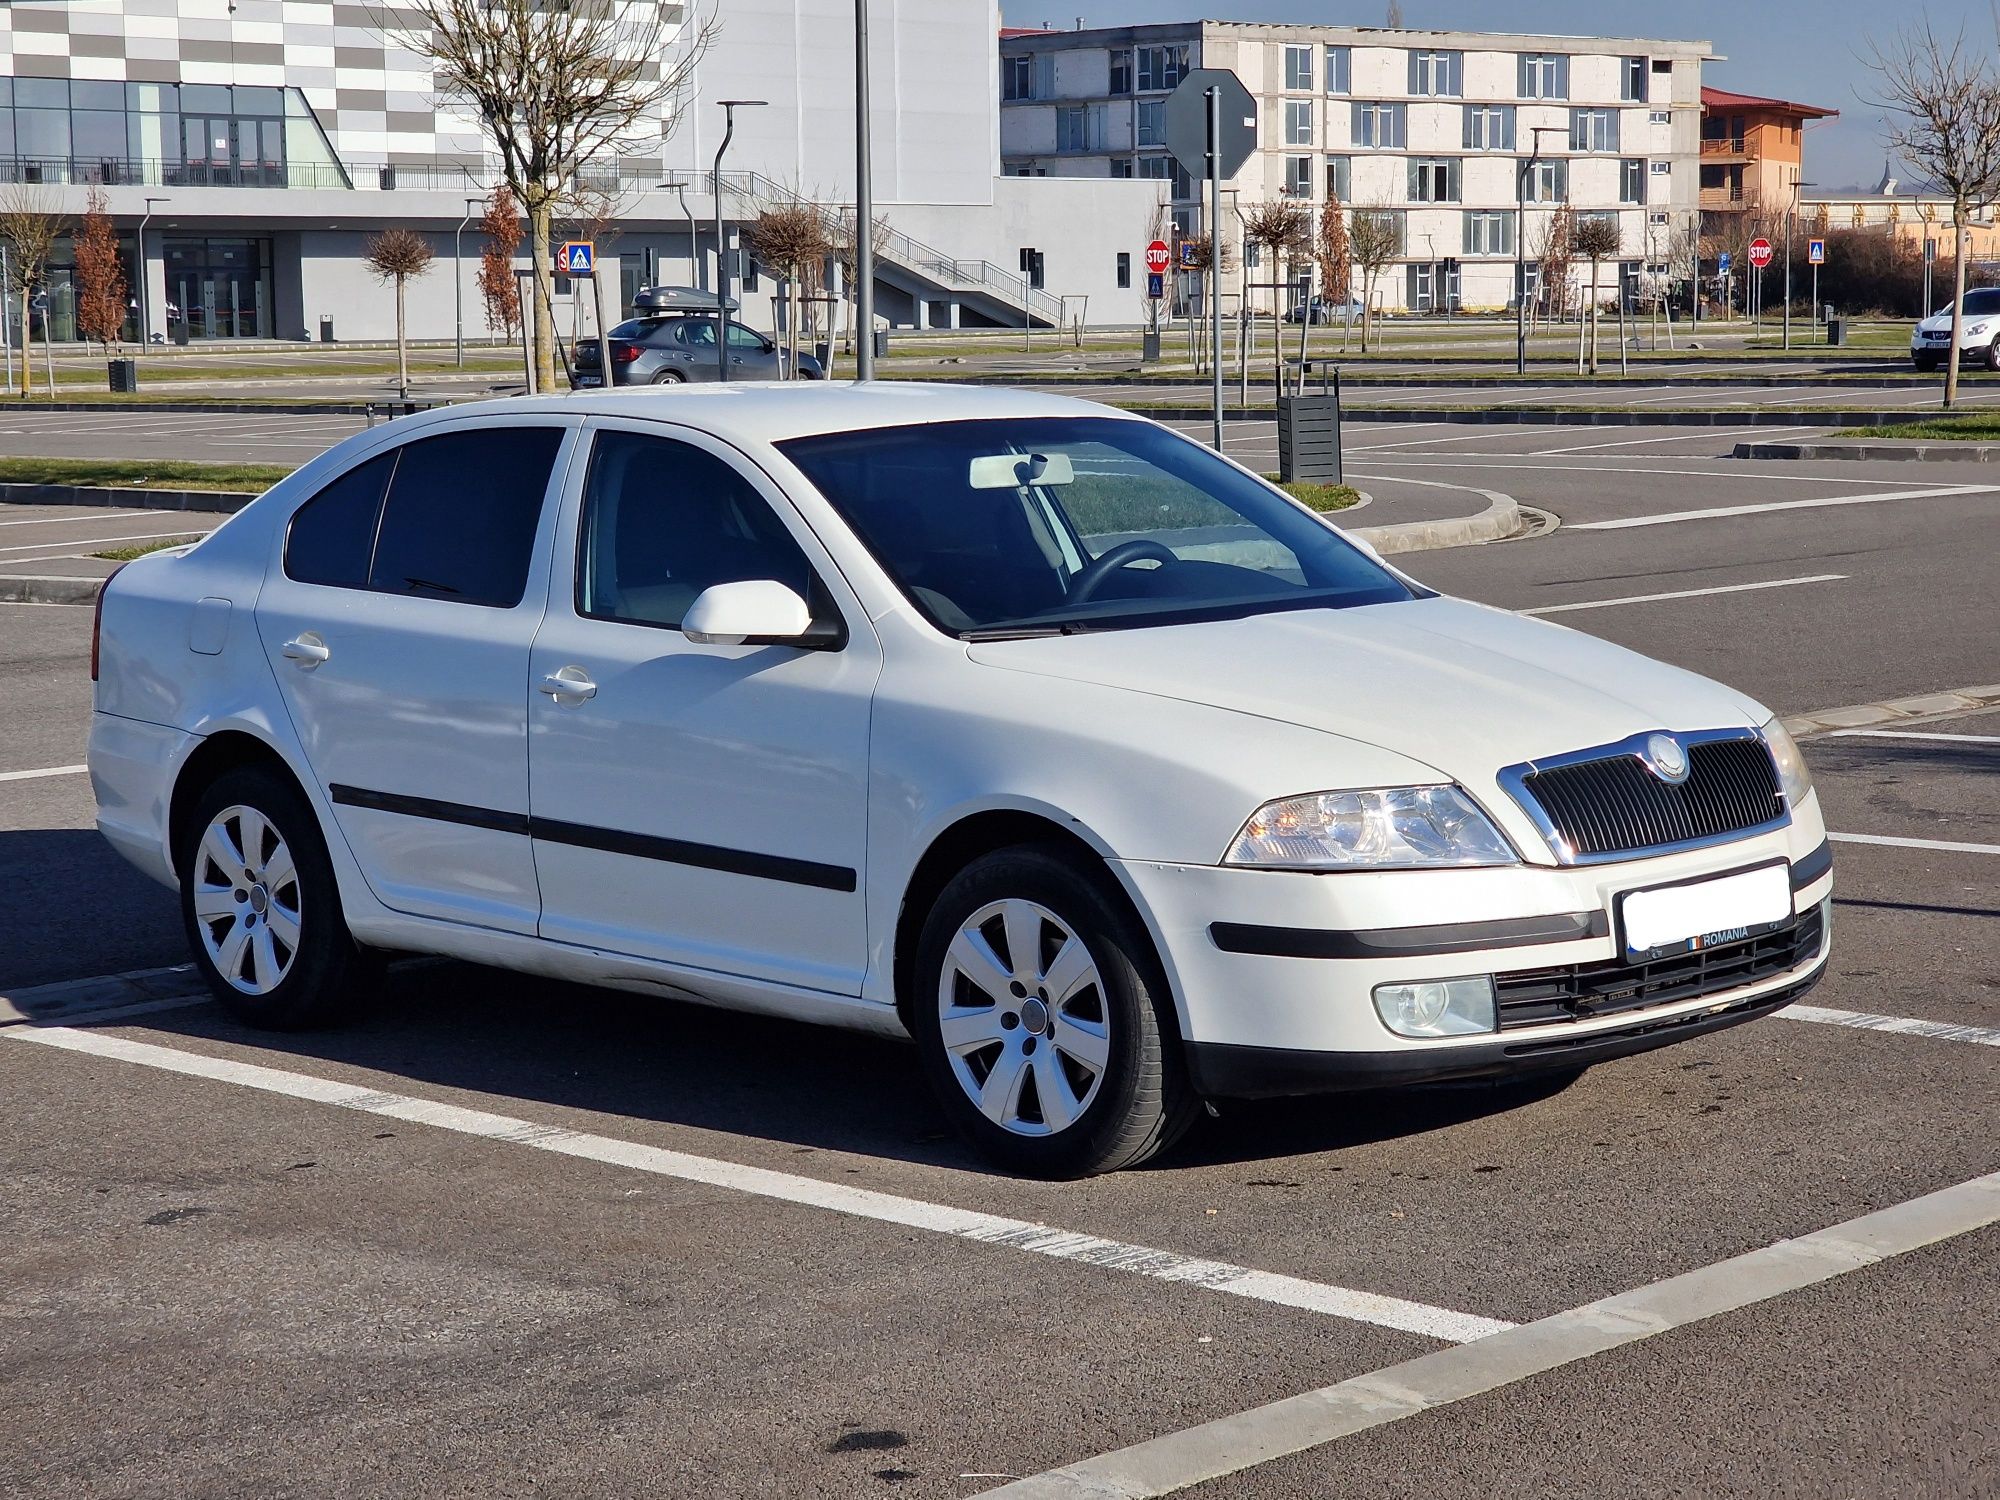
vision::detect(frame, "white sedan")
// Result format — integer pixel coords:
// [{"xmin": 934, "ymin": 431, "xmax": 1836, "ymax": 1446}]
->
[{"xmin": 89, "ymin": 384, "xmax": 1832, "ymax": 1176}]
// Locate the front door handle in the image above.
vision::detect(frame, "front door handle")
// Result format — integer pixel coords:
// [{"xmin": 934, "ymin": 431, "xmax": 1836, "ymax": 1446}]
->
[
  {"xmin": 537, "ymin": 665, "xmax": 597, "ymax": 705},
  {"xmin": 281, "ymin": 632, "xmax": 330, "ymax": 669}
]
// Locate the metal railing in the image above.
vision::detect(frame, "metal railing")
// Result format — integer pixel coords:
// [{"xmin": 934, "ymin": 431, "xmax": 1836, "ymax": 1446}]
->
[
  {"xmin": 0, "ymin": 155, "xmax": 356, "ymax": 189},
  {"xmin": 1699, "ymin": 137, "xmax": 1748, "ymax": 157}
]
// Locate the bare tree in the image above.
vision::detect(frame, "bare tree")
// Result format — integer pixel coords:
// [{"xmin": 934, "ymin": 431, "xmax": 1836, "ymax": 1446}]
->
[
  {"xmin": 1534, "ymin": 201, "xmax": 1576, "ymax": 327},
  {"xmin": 1241, "ymin": 199, "xmax": 1311, "ymax": 388},
  {"xmin": 477, "ymin": 186, "xmax": 524, "ymax": 341},
  {"xmin": 1572, "ymin": 215, "xmax": 1622, "ymax": 373},
  {"xmin": 365, "ymin": 228, "xmax": 436, "ymax": 397},
  {"xmin": 1347, "ymin": 206, "xmax": 1401, "ymax": 353},
  {"xmin": 0, "ymin": 186, "xmax": 66, "ymax": 398},
  {"xmin": 748, "ymin": 202, "xmax": 833, "ymax": 378},
  {"xmin": 1316, "ymin": 194, "xmax": 1353, "ymax": 351},
  {"xmin": 1385, "ymin": 1, "xmax": 1405, "ymax": 26},
  {"xmin": 74, "ymin": 187, "xmax": 128, "ymax": 352},
  {"xmin": 829, "ymin": 207, "xmax": 893, "ymax": 367},
  {"xmin": 1863, "ymin": 17, "xmax": 2000, "ymax": 405},
  {"xmin": 381, "ymin": 0, "xmax": 714, "ymax": 389}
]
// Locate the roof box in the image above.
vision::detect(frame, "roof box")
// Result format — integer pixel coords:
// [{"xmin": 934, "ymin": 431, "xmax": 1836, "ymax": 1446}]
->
[{"xmin": 632, "ymin": 284, "xmax": 740, "ymax": 314}]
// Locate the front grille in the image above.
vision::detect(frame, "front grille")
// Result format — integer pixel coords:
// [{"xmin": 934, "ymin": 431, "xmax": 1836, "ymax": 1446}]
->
[
  {"xmin": 1495, "ymin": 901, "xmax": 1824, "ymax": 1031},
  {"xmin": 1519, "ymin": 735, "xmax": 1783, "ymax": 859}
]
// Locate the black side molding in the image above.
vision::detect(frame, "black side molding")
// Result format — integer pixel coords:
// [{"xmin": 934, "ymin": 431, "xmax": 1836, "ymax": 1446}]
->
[
  {"xmin": 1790, "ymin": 840, "xmax": 1833, "ymax": 892},
  {"xmin": 328, "ymin": 783, "xmax": 855, "ymax": 892},
  {"xmin": 1211, "ymin": 909, "xmax": 1609, "ymax": 961}
]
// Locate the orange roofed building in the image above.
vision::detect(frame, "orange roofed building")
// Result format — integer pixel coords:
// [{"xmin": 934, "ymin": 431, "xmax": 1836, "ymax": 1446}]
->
[{"xmin": 1699, "ymin": 85, "xmax": 1836, "ymax": 234}]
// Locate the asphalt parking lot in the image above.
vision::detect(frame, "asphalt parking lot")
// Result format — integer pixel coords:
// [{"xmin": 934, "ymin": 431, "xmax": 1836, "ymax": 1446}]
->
[{"xmin": 2, "ymin": 412, "xmax": 1995, "ymax": 1497}]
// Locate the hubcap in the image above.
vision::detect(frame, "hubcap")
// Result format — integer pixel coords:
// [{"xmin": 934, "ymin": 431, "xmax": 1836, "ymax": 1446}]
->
[
  {"xmin": 191, "ymin": 805, "xmax": 301, "ymax": 996},
  {"xmin": 937, "ymin": 898, "xmax": 1110, "ymax": 1137}
]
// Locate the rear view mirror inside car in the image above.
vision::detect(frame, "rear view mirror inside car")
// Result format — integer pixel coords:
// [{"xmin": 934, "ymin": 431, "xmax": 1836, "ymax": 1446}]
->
[{"xmin": 969, "ymin": 451, "xmax": 1075, "ymax": 490}]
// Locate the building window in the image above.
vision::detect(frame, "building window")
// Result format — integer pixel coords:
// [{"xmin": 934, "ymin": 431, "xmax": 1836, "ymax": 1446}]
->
[
  {"xmin": 1137, "ymin": 99, "xmax": 1165, "ymax": 146},
  {"xmin": 1622, "ymin": 56, "xmax": 1647, "ymax": 102},
  {"xmin": 1570, "ymin": 107, "xmax": 1619, "ymax": 152},
  {"xmin": 1110, "ymin": 50, "xmax": 1133, "ymax": 96},
  {"xmin": 1407, "ymin": 157, "xmax": 1461, "ymax": 203},
  {"xmin": 1285, "ymin": 44, "xmax": 1314, "ymax": 92},
  {"xmin": 1137, "ymin": 44, "xmax": 1189, "ymax": 92},
  {"xmin": 1325, "ymin": 46, "xmax": 1351, "ymax": 95},
  {"xmin": 1139, "ymin": 153, "xmax": 1191, "ymax": 199},
  {"xmin": 1116, "ymin": 252, "xmax": 1131, "ymax": 288},
  {"xmin": 1352, "ymin": 101, "xmax": 1406, "ymax": 149},
  {"xmin": 1523, "ymin": 157, "xmax": 1568, "ymax": 202},
  {"xmin": 1353, "ymin": 208, "xmax": 1405, "ymax": 257},
  {"xmin": 1620, "ymin": 158, "xmax": 1644, "ymax": 203},
  {"xmin": 1003, "ymin": 56, "xmax": 1032, "ymax": 101},
  {"xmin": 1285, "ymin": 99, "xmax": 1313, "ymax": 146},
  {"xmin": 1463, "ymin": 103, "xmax": 1515, "ymax": 151},
  {"xmin": 1325, "ymin": 155, "xmax": 1351, "ymax": 200},
  {"xmin": 1409, "ymin": 50, "xmax": 1463, "ymax": 98},
  {"xmin": 1285, "ymin": 154, "xmax": 1313, "ymax": 198},
  {"xmin": 1110, "ymin": 158, "xmax": 1134, "ymax": 178},
  {"xmin": 1518, "ymin": 53, "xmax": 1569, "ymax": 100},
  {"xmin": 1463, "ymin": 209, "xmax": 1515, "ymax": 257},
  {"xmin": 1056, "ymin": 106, "xmax": 1096, "ymax": 152},
  {"xmin": 1650, "ymin": 109, "xmax": 1672, "ymax": 125},
  {"xmin": 1650, "ymin": 159, "xmax": 1671, "ymax": 175}
]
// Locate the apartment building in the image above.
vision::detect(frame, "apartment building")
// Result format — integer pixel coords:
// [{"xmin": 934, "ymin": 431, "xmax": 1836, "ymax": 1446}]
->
[
  {"xmin": 999, "ymin": 22, "xmax": 1711, "ymax": 313},
  {"xmin": 1697, "ymin": 85, "xmax": 1836, "ymax": 236},
  {"xmin": 0, "ymin": 0, "xmax": 1154, "ymax": 343}
]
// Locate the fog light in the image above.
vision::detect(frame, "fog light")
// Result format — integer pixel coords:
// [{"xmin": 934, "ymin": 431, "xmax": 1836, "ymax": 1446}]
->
[{"xmin": 1371, "ymin": 976, "xmax": 1497, "ymax": 1039}]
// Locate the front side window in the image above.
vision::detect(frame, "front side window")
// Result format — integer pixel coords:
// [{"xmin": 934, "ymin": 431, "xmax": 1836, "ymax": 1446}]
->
[
  {"xmin": 577, "ymin": 430, "xmax": 817, "ymax": 631},
  {"xmin": 1571, "ymin": 107, "xmax": 1619, "ymax": 153},
  {"xmin": 1325, "ymin": 46, "xmax": 1351, "ymax": 95},
  {"xmin": 1518, "ymin": 53, "xmax": 1569, "ymax": 100},
  {"xmin": 1409, "ymin": 50, "xmax": 1463, "ymax": 97},
  {"xmin": 778, "ymin": 417, "xmax": 1413, "ymax": 638},
  {"xmin": 1285, "ymin": 99, "xmax": 1313, "ymax": 146},
  {"xmin": 1464, "ymin": 103, "xmax": 1515, "ymax": 151},
  {"xmin": 367, "ymin": 428, "xmax": 564, "ymax": 608},
  {"xmin": 1353, "ymin": 101, "xmax": 1406, "ymax": 149},
  {"xmin": 1285, "ymin": 44, "xmax": 1314, "ymax": 91},
  {"xmin": 1407, "ymin": 157, "xmax": 1461, "ymax": 203}
]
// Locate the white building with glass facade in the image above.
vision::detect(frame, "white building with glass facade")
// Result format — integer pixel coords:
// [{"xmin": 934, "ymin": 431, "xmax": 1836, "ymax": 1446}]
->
[
  {"xmin": 0, "ymin": 0, "xmax": 1156, "ymax": 344},
  {"xmin": 999, "ymin": 22, "xmax": 1711, "ymax": 313}
]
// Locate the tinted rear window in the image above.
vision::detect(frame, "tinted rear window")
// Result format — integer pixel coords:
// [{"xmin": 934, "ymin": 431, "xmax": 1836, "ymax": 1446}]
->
[
  {"xmin": 367, "ymin": 427, "xmax": 564, "ymax": 607},
  {"xmin": 285, "ymin": 453, "xmax": 393, "ymax": 589}
]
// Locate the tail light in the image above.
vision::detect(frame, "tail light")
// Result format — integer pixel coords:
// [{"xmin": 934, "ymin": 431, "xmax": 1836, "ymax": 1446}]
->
[
  {"xmin": 615, "ymin": 344, "xmax": 642, "ymax": 363},
  {"xmin": 90, "ymin": 563, "xmax": 126, "ymax": 682}
]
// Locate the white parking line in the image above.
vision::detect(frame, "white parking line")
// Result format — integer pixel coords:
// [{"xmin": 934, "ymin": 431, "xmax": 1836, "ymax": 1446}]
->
[
  {"xmin": 0, "ymin": 763, "xmax": 87, "ymax": 782},
  {"xmin": 1527, "ymin": 427, "xmax": 1817, "ymax": 457},
  {"xmin": 1782, "ymin": 1005, "xmax": 2000, "ymax": 1048},
  {"xmin": 982, "ymin": 1169, "xmax": 2000, "ymax": 1498},
  {"xmin": 1830, "ymin": 831, "xmax": 2000, "ymax": 855},
  {"xmin": 1568, "ymin": 483, "xmax": 1997, "ymax": 530},
  {"xmin": 0, "ymin": 509, "xmax": 152, "ymax": 527},
  {"xmin": 1829, "ymin": 730, "xmax": 2000, "ymax": 745},
  {"xmin": 0, "ymin": 1023, "xmax": 1513, "ymax": 1345},
  {"xmin": 1521, "ymin": 574, "xmax": 1845, "ymax": 616}
]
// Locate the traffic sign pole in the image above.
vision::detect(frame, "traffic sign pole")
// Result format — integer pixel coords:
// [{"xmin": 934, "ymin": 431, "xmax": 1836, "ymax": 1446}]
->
[{"xmin": 1208, "ymin": 83, "xmax": 1223, "ymax": 451}]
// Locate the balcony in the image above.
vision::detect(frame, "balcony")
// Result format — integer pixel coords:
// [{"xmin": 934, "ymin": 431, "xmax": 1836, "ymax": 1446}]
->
[
  {"xmin": 1700, "ymin": 186, "xmax": 1750, "ymax": 211},
  {"xmin": 1699, "ymin": 136, "xmax": 1748, "ymax": 160}
]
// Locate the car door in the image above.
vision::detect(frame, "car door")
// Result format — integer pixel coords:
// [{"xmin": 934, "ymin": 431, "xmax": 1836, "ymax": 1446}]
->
[
  {"xmin": 255, "ymin": 416, "xmax": 578, "ymax": 934},
  {"xmin": 726, "ymin": 321, "xmax": 779, "ymax": 380},
  {"xmin": 527, "ymin": 419, "xmax": 880, "ymax": 994}
]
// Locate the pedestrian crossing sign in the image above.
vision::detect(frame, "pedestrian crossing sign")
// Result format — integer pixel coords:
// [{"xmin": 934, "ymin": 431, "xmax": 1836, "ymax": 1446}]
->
[{"xmin": 558, "ymin": 241, "xmax": 595, "ymax": 276}]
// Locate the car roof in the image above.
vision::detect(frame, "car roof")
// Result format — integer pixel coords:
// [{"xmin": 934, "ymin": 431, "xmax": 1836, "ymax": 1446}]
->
[{"xmin": 387, "ymin": 382, "xmax": 1144, "ymax": 448}]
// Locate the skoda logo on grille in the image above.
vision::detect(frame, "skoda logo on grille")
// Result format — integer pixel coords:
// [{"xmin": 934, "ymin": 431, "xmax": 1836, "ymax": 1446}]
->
[{"xmin": 1641, "ymin": 733, "xmax": 1690, "ymax": 784}]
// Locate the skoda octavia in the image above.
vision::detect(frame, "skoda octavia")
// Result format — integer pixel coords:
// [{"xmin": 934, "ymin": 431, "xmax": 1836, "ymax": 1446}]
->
[{"xmin": 90, "ymin": 385, "xmax": 1831, "ymax": 1176}]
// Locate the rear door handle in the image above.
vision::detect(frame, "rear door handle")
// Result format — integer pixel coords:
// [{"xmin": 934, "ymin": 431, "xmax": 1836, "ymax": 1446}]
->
[
  {"xmin": 537, "ymin": 665, "xmax": 597, "ymax": 704},
  {"xmin": 281, "ymin": 632, "xmax": 330, "ymax": 669}
]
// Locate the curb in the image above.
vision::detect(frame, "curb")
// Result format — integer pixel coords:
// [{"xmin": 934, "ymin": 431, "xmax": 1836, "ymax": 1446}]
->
[
  {"xmin": 0, "ymin": 482, "xmax": 252, "ymax": 513},
  {"xmin": 1345, "ymin": 486, "xmax": 1521, "ymax": 555},
  {"xmin": 0, "ymin": 573, "xmax": 112, "ymax": 605},
  {"xmin": 1734, "ymin": 440, "xmax": 2000, "ymax": 463},
  {"xmin": 1783, "ymin": 684, "xmax": 2000, "ymax": 739},
  {"xmin": 0, "ymin": 964, "xmax": 205, "ymax": 1027}
]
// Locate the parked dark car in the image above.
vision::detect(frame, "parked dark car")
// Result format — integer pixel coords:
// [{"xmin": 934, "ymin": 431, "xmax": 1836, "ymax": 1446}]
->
[{"xmin": 574, "ymin": 315, "xmax": 825, "ymax": 386}]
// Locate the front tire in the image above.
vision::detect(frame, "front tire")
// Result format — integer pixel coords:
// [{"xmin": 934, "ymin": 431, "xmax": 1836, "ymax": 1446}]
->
[
  {"xmin": 176, "ymin": 765, "xmax": 376, "ymax": 1030},
  {"xmin": 911, "ymin": 846, "xmax": 1194, "ymax": 1177}
]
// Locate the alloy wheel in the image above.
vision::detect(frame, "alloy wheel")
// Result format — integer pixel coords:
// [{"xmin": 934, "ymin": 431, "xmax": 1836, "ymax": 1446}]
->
[
  {"xmin": 936, "ymin": 898, "xmax": 1111, "ymax": 1136},
  {"xmin": 190, "ymin": 804, "xmax": 302, "ymax": 995}
]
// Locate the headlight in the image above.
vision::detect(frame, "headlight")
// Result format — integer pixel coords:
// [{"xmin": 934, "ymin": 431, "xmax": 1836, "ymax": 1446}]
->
[
  {"xmin": 1225, "ymin": 786, "xmax": 1517, "ymax": 869},
  {"xmin": 1761, "ymin": 716, "xmax": 1814, "ymax": 809}
]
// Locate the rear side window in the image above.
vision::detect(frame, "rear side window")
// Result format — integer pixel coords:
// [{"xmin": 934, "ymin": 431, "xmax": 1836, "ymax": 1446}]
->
[
  {"xmin": 367, "ymin": 427, "xmax": 564, "ymax": 607},
  {"xmin": 285, "ymin": 453, "xmax": 393, "ymax": 589}
]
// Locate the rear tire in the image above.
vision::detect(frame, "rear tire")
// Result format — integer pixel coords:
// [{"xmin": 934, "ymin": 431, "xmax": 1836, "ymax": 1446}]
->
[
  {"xmin": 651, "ymin": 369, "xmax": 685, "ymax": 385},
  {"xmin": 910, "ymin": 845, "xmax": 1195, "ymax": 1177},
  {"xmin": 176, "ymin": 765, "xmax": 377, "ymax": 1030}
]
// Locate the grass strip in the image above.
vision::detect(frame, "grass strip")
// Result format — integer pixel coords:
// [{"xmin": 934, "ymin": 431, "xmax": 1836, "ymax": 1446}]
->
[
  {"xmin": 0, "ymin": 456, "xmax": 293, "ymax": 493},
  {"xmin": 1833, "ymin": 413, "xmax": 2000, "ymax": 440},
  {"xmin": 92, "ymin": 537, "xmax": 205, "ymax": 561}
]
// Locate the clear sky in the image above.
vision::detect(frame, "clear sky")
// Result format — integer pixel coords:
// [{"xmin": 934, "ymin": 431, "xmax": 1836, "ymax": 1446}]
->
[{"xmin": 996, "ymin": 1, "xmax": 1997, "ymax": 191}]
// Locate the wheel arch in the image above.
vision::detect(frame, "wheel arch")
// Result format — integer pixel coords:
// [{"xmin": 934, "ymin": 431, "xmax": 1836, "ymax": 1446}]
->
[{"xmin": 167, "ymin": 729, "xmax": 312, "ymax": 871}]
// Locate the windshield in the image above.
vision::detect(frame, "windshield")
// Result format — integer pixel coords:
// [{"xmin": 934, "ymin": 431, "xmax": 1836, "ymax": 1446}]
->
[
  {"xmin": 1943, "ymin": 288, "xmax": 2000, "ymax": 317},
  {"xmin": 778, "ymin": 416, "xmax": 1416, "ymax": 638}
]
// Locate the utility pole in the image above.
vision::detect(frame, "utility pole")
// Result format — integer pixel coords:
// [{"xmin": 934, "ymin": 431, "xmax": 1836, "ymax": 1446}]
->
[
  {"xmin": 1207, "ymin": 83, "xmax": 1223, "ymax": 451},
  {"xmin": 454, "ymin": 196, "xmax": 480, "ymax": 368},
  {"xmin": 854, "ymin": 0, "xmax": 876, "ymax": 380}
]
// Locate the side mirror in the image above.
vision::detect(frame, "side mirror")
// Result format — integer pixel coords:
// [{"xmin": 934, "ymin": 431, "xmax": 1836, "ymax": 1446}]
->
[{"xmin": 682, "ymin": 579, "xmax": 813, "ymax": 646}]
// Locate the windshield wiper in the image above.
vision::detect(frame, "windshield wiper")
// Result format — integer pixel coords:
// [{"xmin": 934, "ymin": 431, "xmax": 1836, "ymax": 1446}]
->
[{"xmin": 960, "ymin": 624, "xmax": 1069, "ymax": 641}]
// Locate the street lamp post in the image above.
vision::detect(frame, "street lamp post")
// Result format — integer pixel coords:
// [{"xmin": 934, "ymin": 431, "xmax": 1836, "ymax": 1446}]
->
[
  {"xmin": 664, "ymin": 181, "xmax": 696, "ymax": 288},
  {"xmin": 1784, "ymin": 177, "xmax": 1814, "ymax": 352},
  {"xmin": 854, "ymin": 0, "xmax": 876, "ymax": 379},
  {"xmin": 454, "ymin": 196, "xmax": 480, "ymax": 368},
  {"xmin": 137, "ymin": 196, "xmax": 168, "ymax": 345},
  {"xmin": 1515, "ymin": 127, "xmax": 1564, "ymax": 374},
  {"xmin": 712, "ymin": 100, "xmax": 768, "ymax": 381}
]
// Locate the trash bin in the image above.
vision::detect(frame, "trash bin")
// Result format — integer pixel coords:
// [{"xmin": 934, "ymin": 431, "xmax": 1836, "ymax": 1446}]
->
[
  {"xmin": 1276, "ymin": 365, "xmax": 1343, "ymax": 484},
  {"xmin": 872, "ymin": 328, "xmax": 889, "ymax": 358},
  {"xmin": 171, "ymin": 320, "xmax": 190, "ymax": 347},
  {"xmin": 814, "ymin": 340, "xmax": 832, "ymax": 369},
  {"xmin": 1141, "ymin": 329, "xmax": 1161, "ymax": 363},
  {"xmin": 107, "ymin": 357, "xmax": 138, "ymax": 393},
  {"xmin": 319, "ymin": 315, "xmax": 335, "ymax": 344},
  {"xmin": 1826, "ymin": 318, "xmax": 1846, "ymax": 347}
]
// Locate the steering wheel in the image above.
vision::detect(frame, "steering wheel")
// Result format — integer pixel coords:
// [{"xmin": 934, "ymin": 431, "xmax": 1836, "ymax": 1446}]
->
[{"xmin": 1069, "ymin": 538, "xmax": 1181, "ymax": 603}]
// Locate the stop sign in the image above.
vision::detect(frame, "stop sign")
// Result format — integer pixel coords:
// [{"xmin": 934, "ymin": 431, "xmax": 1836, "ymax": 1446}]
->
[
  {"xmin": 1748, "ymin": 237, "xmax": 1774, "ymax": 269},
  {"xmin": 1144, "ymin": 240, "xmax": 1171, "ymax": 276}
]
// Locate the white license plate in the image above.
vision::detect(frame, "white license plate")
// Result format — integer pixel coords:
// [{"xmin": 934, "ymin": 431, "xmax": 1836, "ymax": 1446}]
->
[
  {"xmin": 1618, "ymin": 862, "xmax": 1791, "ymax": 961},
  {"xmin": 574, "ymin": 373, "xmax": 602, "ymax": 387}
]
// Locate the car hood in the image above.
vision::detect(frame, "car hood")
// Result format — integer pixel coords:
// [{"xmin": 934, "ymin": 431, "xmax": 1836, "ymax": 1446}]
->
[
  {"xmin": 966, "ymin": 596, "xmax": 1765, "ymax": 782},
  {"xmin": 1916, "ymin": 311, "xmax": 1994, "ymax": 334}
]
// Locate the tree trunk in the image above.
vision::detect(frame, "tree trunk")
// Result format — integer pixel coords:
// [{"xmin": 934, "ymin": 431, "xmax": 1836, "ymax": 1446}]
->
[
  {"xmin": 527, "ymin": 199, "xmax": 557, "ymax": 392},
  {"xmin": 1587, "ymin": 255, "xmax": 1600, "ymax": 375},
  {"xmin": 18, "ymin": 289, "xmax": 31, "ymax": 398},
  {"xmin": 1945, "ymin": 217, "xmax": 1968, "ymax": 410},
  {"xmin": 395, "ymin": 276, "xmax": 409, "ymax": 396}
]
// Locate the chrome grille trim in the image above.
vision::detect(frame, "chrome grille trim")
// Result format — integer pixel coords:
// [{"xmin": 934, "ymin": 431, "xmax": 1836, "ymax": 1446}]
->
[{"xmin": 1498, "ymin": 728, "xmax": 1790, "ymax": 865}]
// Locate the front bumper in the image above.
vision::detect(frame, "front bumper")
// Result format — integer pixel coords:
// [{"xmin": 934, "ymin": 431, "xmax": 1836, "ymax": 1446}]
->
[{"xmin": 1115, "ymin": 806, "xmax": 1833, "ymax": 1095}]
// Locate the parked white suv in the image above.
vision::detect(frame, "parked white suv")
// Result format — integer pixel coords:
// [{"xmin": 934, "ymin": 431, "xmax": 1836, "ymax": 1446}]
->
[
  {"xmin": 90, "ymin": 385, "xmax": 1832, "ymax": 1175},
  {"xmin": 1911, "ymin": 287, "xmax": 2000, "ymax": 370}
]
